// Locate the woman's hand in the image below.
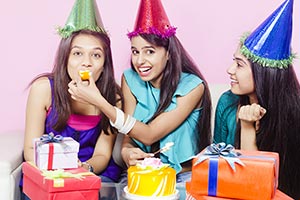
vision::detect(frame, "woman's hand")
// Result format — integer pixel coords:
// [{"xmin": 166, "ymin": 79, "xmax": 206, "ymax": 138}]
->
[
  {"xmin": 238, "ymin": 103, "xmax": 266, "ymax": 150},
  {"xmin": 121, "ymin": 146, "xmax": 153, "ymax": 167},
  {"xmin": 238, "ymin": 103, "xmax": 266, "ymax": 131},
  {"xmin": 78, "ymin": 159, "xmax": 83, "ymax": 168},
  {"xmin": 68, "ymin": 76, "xmax": 103, "ymax": 106}
]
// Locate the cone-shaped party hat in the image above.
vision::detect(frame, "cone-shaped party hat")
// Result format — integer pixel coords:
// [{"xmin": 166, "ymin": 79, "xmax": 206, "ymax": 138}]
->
[
  {"xmin": 57, "ymin": 0, "xmax": 106, "ymax": 38},
  {"xmin": 127, "ymin": 0, "xmax": 176, "ymax": 39},
  {"xmin": 240, "ymin": 0, "xmax": 295, "ymax": 69}
]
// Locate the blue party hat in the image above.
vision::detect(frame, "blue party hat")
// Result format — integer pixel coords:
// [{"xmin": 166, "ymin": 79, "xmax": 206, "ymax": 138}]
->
[{"xmin": 240, "ymin": 0, "xmax": 295, "ymax": 69}]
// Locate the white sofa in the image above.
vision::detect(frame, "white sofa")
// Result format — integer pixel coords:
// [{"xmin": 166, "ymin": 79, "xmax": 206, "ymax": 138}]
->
[
  {"xmin": 0, "ymin": 130, "xmax": 24, "ymax": 200},
  {"xmin": 0, "ymin": 84, "xmax": 229, "ymax": 200}
]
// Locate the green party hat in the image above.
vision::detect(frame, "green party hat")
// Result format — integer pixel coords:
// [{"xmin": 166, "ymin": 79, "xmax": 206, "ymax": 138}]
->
[{"xmin": 57, "ymin": 0, "xmax": 107, "ymax": 38}]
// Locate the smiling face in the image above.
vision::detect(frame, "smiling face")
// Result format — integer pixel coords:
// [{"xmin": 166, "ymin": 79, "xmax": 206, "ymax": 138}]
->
[
  {"xmin": 227, "ymin": 46, "xmax": 256, "ymax": 97},
  {"xmin": 67, "ymin": 33, "xmax": 105, "ymax": 82},
  {"xmin": 130, "ymin": 35, "xmax": 169, "ymax": 88}
]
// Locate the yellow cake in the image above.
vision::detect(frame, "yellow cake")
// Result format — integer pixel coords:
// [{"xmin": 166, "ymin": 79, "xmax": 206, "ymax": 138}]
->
[
  {"xmin": 127, "ymin": 158, "xmax": 176, "ymax": 197},
  {"xmin": 79, "ymin": 69, "xmax": 91, "ymax": 81}
]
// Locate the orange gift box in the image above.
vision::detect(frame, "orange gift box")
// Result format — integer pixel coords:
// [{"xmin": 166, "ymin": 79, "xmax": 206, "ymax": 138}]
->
[
  {"xmin": 185, "ymin": 182, "xmax": 293, "ymax": 200},
  {"xmin": 23, "ymin": 162, "xmax": 101, "ymax": 200},
  {"xmin": 186, "ymin": 182, "xmax": 292, "ymax": 200},
  {"xmin": 186, "ymin": 144, "xmax": 279, "ymax": 200}
]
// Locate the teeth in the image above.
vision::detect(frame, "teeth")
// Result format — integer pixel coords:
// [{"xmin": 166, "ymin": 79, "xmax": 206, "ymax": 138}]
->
[
  {"xmin": 140, "ymin": 68, "xmax": 150, "ymax": 72},
  {"xmin": 139, "ymin": 67, "xmax": 151, "ymax": 72}
]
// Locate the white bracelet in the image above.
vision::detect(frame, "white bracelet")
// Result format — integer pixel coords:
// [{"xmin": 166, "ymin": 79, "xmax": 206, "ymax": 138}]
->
[
  {"xmin": 109, "ymin": 106, "xmax": 136, "ymax": 135},
  {"xmin": 119, "ymin": 115, "xmax": 136, "ymax": 134},
  {"xmin": 109, "ymin": 107, "xmax": 124, "ymax": 130}
]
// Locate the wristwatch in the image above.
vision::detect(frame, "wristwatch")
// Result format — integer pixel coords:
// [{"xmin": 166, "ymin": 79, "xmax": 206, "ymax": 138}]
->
[{"xmin": 82, "ymin": 162, "xmax": 94, "ymax": 172}]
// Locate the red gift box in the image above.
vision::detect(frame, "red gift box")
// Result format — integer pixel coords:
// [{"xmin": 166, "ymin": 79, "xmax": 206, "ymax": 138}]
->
[
  {"xmin": 23, "ymin": 162, "xmax": 101, "ymax": 200},
  {"xmin": 186, "ymin": 182, "xmax": 292, "ymax": 200},
  {"xmin": 186, "ymin": 144, "xmax": 279, "ymax": 200}
]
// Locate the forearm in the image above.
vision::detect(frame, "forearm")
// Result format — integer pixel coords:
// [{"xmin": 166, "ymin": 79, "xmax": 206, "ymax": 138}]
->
[
  {"xmin": 121, "ymin": 136, "xmax": 150, "ymax": 166},
  {"xmin": 101, "ymin": 102, "xmax": 158, "ymax": 144},
  {"xmin": 127, "ymin": 122, "xmax": 161, "ymax": 146},
  {"xmin": 24, "ymin": 147, "xmax": 35, "ymax": 162},
  {"xmin": 83, "ymin": 155, "xmax": 110, "ymax": 174},
  {"xmin": 121, "ymin": 136, "xmax": 135, "ymax": 153},
  {"xmin": 240, "ymin": 121, "xmax": 258, "ymax": 150},
  {"xmin": 94, "ymin": 95, "xmax": 118, "ymax": 123}
]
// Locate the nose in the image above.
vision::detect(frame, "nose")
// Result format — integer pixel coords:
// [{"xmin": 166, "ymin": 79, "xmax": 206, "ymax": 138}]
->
[
  {"xmin": 137, "ymin": 53, "xmax": 145, "ymax": 65},
  {"xmin": 82, "ymin": 54, "xmax": 92, "ymax": 67},
  {"xmin": 227, "ymin": 62, "xmax": 236, "ymax": 75}
]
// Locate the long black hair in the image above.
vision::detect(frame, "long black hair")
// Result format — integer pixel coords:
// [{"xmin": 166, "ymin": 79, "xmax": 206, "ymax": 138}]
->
[
  {"xmin": 29, "ymin": 30, "xmax": 122, "ymax": 135},
  {"xmin": 131, "ymin": 33, "xmax": 212, "ymax": 152},
  {"xmin": 235, "ymin": 61, "xmax": 300, "ymax": 198}
]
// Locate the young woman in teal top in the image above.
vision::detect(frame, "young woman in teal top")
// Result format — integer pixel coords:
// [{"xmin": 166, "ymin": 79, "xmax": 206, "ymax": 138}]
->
[
  {"xmin": 69, "ymin": 0, "xmax": 212, "ymax": 183},
  {"xmin": 214, "ymin": 0, "xmax": 300, "ymax": 198},
  {"xmin": 119, "ymin": 0, "xmax": 212, "ymax": 183},
  {"xmin": 122, "ymin": 68, "xmax": 206, "ymax": 174}
]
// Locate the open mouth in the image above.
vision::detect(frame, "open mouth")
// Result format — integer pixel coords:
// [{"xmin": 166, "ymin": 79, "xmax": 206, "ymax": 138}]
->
[
  {"xmin": 138, "ymin": 66, "xmax": 152, "ymax": 76},
  {"xmin": 230, "ymin": 78, "xmax": 238, "ymax": 84}
]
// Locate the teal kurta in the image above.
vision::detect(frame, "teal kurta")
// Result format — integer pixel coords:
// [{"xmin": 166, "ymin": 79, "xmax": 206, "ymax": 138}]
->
[
  {"xmin": 124, "ymin": 68, "xmax": 203, "ymax": 174},
  {"xmin": 213, "ymin": 90, "xmax": 300, "ymax": 199},
  {"xmin": 213, "ymin": 90, "xmax": 239, "ymax": 145}
]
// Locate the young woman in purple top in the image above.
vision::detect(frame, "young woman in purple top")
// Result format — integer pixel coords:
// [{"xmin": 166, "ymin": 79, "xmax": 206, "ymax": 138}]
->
[{"xmin": 22, "ymin": 3, "xmax": 122, "ymax": 199}]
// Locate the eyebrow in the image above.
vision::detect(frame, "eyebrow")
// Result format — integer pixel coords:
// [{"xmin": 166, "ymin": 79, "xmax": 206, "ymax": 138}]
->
[
  {"xmin": 71, "ymin": 45, "xmax": 104, "ymax": 52},
  {"xmin": 234, "ymin": 55, "xmax": 247, "ymax": 65},
  {"xmin": 131, "ymin": 45, "xmax": 155, "ymax": 50}
]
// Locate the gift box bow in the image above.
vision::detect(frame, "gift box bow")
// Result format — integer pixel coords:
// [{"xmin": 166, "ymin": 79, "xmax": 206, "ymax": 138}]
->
[
  {"xmin": 37, "ymin": 132, "xmax": 75, "ymax": 153},
  {"xmin": 194, "ymin": 143, "xmax": 245, "ymax": 172},
  {"xmin": 41, "ymin": 169, "xmax": 94, "ymax": 187},
  {"xmin": 40, "ymin": 132, "xmax": 63, "ymax": 144},
  {"xmin": 36, "ymin": 133, "xmax": 76, "ymax": 170}
]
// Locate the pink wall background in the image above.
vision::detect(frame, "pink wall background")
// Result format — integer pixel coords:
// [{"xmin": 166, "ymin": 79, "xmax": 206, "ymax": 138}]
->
[{"xmin": 0, "ymin": 0, "xmax": 299, "ymax": 133}]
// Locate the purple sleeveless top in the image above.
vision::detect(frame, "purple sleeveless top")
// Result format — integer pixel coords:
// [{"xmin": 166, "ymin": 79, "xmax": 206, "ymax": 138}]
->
[
  {"xmin": 20, "ymin": 78, "xmax": 121, "ymax": 188},
  {"xmin": 45, "ymin": 78, "xmax": 121, "ymax": 182}
]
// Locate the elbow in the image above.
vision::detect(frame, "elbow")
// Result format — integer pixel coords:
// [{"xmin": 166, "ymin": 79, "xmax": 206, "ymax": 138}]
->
[
  {"xmin": 24, "ymin": 147, "xmax": 34, "ymax": 162},
  {"xmin": 142, "ymin": 140, "xmax": 154, "ymax": 146},
  {"xmin": 128, "ymin": 127, "xmax": 159, "ymax": 146},
  {"xmin": 134, "ymin": 137, "xmax": 157, "ymax": 146},
  {"xmin": 144, "ymin": 138, "xmax": 160, "ymax": 146}
]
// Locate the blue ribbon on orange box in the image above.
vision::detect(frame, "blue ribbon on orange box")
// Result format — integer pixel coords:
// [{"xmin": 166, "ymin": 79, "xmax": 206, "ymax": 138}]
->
[{"xmin": 194, "ymin": 143, "xmax": 245, "ymax": 196}]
